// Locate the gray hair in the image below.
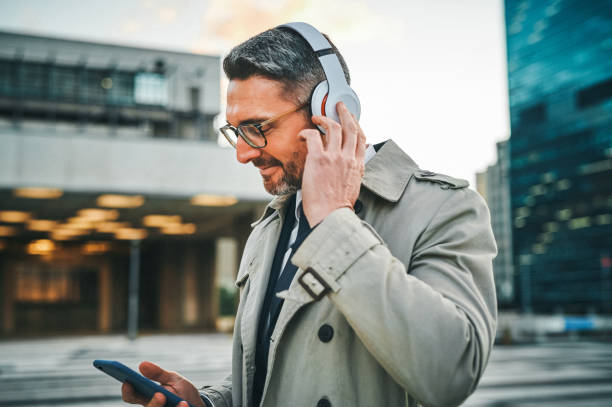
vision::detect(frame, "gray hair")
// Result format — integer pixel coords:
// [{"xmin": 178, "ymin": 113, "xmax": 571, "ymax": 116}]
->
[{"xmin": 223, "ymin": 26, "xmax": 351, "ymax": 106}]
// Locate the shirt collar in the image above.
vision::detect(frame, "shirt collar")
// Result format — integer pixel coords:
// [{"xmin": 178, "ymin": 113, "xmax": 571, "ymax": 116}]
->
[
  {"xmin": 364, "ymin": 143, "xmax": 376, "ymax": 164},
  {"xmin": 295, "ymin": 189, "xmax": 303, "ymax": 222}
]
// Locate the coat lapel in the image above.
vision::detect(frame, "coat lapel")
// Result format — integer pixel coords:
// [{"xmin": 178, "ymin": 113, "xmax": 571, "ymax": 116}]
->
[{"xmin": 239, "ymin": 195, "xmax": 292, "ymax": 403}]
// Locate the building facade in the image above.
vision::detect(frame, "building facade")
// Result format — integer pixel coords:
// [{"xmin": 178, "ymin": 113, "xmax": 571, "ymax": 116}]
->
[
  {"xmin": 505, "ymin": 0, "xmax": 612, "ymax": 314},
  {"xmin": 477, "ymin": 140, "xmax": 514, "ymax": 308},
  {"xmin": 0, "ymin": 32, "xmax": 270, "ymax": 336}
]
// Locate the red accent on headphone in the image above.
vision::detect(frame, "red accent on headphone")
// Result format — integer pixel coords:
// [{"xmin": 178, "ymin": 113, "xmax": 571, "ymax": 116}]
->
[{"xmin": 321, "ymin": 93, "xmax": 328, "ymax": 116}]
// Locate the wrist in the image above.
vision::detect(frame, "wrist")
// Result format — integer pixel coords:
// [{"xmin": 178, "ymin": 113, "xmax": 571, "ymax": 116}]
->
[{"xmin": 308, "ymin": 204, "xmax": 354, "ymax": 227}]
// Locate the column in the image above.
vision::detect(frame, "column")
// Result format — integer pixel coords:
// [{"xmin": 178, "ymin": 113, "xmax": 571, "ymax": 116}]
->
[
  {"xmin": 1, "ymin": 262, "xmax": 15, "ymax": 335},
  {"xmin": 97, "ymin": 261, "xmax": 112, "ymax": 333}
]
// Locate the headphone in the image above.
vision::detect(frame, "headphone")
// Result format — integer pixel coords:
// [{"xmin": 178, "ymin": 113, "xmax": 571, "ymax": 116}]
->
[{"xmin": 279, "ymin": 22, "xmax": 361, "ymax": 132}]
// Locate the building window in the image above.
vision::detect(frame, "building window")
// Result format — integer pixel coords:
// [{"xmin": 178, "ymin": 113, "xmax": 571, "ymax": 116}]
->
[
  {"xmin": 109, "ymin": 71, "xmax": 135, "ymax": 105},
  {"xmin": 50, "ymin": 66, "xmax": 78, "ymax": 101},
  {"xmin": 190, "ymin": 87, "xmax": 200, "ymax": 111},
  {"xmin": 83, "ymin": 69, "xmax": 108, "ymax": 104},
  {"xmin": 0, "ymin": 59, "xmax": 14, "ymax": 96},
  {"xmin": 0, "ymin": 59, "xmax": 140, "ymax": 107},
  {"xmin": 519, "ymin": 102, "xmax": 547, "ymax": 125},
  {"xmin": 135, "ymin": 72, "xmax": 168, "ymax": 106},
  {"xmin": 576, "ymin": 76, "xmax": 612, "ymax": 109},
  {"xmin": 18, "ymin": 62, "xmax": 47, "ymax": 98}
]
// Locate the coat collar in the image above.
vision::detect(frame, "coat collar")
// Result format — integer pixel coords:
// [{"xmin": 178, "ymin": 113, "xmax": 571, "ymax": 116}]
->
[
  {"xmin": 251, "ymin": 193, "xmax": 293, "ymax": 228},
  {"xmin": 251, "ymin": 139, "xmax": 418, "ymax": 227},
  {"xmin": 361, "ymin": 139, "xmax": 419, "ymax": 202}
]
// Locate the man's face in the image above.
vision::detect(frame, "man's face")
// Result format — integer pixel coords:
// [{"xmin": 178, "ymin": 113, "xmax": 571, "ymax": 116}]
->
[{"xmin": 226, "ymin": 76, "xmax": 310, "ymax": 195}]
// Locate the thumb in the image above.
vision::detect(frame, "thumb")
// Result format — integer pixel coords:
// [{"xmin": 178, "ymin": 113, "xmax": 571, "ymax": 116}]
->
[{"xmin": 139, "ymin": 361, "xmax": 177, "ymax": 384}]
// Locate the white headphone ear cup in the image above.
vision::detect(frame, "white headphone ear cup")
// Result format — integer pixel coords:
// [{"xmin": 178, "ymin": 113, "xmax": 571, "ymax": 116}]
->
[
  {"xmin": 325, "ymin": 88, "xmax": 361, "ymax": 123},
  {"xmin": 310, "ymin": 81, "xmax": 329, "ymax": 133}
]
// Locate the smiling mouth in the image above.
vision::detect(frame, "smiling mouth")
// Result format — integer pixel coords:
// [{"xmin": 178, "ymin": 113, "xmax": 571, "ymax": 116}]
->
[{"xmin": 259, "ymin": 165, "xmax": 280, "ymax": 176}]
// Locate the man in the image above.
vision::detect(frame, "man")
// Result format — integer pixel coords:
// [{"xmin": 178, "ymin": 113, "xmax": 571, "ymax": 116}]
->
[{"xmin": 123, "ymin": 23, "xmax": 497, "ymax": 407}]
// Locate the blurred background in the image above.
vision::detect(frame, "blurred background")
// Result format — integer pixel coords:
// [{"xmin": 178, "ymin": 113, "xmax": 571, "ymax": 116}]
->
[{"xmin": 0, "ymin": 0, "xmax": 611, "ymax": 406}]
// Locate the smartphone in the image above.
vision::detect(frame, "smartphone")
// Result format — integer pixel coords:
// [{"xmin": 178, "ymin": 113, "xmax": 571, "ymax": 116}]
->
[{"xmin": 93, "ymin": 359, "xmax": 195, "ymax": 407}]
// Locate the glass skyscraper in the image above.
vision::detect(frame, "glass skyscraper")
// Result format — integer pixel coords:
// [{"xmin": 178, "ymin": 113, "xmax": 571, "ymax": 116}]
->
[{"xmin": 505, "ymin": 0, "xmax": 612, "ymax": 314}]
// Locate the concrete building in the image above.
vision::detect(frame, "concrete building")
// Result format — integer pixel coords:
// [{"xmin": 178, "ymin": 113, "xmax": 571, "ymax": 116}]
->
[
  {"xmin": 476, "ymin": 140, "xmax": 515, "ymax": 308},
  {"xmin": 0, "ymin": 31, "xmax": 270, "ymax": 336}
]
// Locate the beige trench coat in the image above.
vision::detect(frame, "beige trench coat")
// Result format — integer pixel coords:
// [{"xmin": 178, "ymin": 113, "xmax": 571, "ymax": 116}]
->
[{"xmin": 201, "ymin": 140, "xmax": 497, "ymax": 407}]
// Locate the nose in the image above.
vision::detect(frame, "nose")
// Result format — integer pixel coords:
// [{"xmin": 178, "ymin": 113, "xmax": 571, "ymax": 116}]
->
[{"xmin": 236, "ymin": 136, "xmax": 262, "ymax": 164}]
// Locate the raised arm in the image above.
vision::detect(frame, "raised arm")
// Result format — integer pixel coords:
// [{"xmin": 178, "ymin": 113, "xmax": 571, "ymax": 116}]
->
[{"xmin": 292, "ymin": 188, "xmax": 497, "ymax": 406}]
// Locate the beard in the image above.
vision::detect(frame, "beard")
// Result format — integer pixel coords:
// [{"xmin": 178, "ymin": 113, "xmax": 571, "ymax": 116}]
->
[{"xmin": 254, "ymin": 151, "xmax": 305, "ymax": 195}]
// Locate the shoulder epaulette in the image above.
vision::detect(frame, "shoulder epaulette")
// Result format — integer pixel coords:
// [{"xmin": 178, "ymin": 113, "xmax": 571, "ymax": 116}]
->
[{"xmin": 413, "ymin": 170, "xmax": 469, "ymax": 189}]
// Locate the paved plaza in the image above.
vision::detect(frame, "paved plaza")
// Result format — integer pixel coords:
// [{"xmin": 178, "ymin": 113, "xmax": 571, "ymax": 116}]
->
[{"xmin": 1, "ymin": 334, "xmax": 611, "ymax": 406}]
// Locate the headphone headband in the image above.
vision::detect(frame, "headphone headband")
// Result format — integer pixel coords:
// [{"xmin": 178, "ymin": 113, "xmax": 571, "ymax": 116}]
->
[
  {"xmin": 277, "ymin": 22, "xmax": 361, "ymax": 127},
  {"xmin": 279, "ymin": 22, "xmax": 332, "ymax": 52},
  {"xmin": 279, "ymin": 22, "xmax": 350, "ymax": 93}
]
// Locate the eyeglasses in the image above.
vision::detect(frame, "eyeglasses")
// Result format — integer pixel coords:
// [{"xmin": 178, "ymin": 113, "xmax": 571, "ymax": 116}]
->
[{"xmin": 220, "ymin": 103, "xmax": 308, "ymax": 149}]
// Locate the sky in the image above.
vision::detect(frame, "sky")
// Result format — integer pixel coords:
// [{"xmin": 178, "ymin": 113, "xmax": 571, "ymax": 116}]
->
[{"xmin": 0, "ymin": 0, "xmax": 510, "ymax": 187}]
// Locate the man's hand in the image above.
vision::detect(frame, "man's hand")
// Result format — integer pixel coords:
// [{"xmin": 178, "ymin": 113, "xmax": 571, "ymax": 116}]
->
[
  {"xmin": 121, "ymin": 361, "xmax": 206, "ymax": 407},
  {"xmin": 299, "ymin": 101, "xmax": 366, "ymax": 227}
]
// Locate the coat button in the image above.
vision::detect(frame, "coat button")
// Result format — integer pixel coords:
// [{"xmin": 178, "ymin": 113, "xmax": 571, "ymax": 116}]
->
[
  {"xmin": 317, "ymin": 398, "xmax": 331, "ymax": 407},
  {"xmin": 318, "ymin": 324, "xmax": 334, "ymax": 342}
]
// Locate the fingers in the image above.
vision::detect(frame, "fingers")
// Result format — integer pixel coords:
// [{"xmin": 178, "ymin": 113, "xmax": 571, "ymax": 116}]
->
[
  {"xmin": 121, "ymin": 382, "xmax": 148, "ymax": 405},
  {"xmin": 355, "ymin": 117, "xmax": 366, "ymax": 164},
  {"xmin": 310, "ymin": 102, "xmax": 366, "ymax": 180},
  {"xmin": 139, "ymin": 361, "xmax": 177, "ymax": 385},
  {"xmin": 312, "ymin": 102, "xmax": 364, "ymax": 158},
  {"xmin": 311, "ymin": 115, "xmax": 342, "ymax": 152},
  {"xmin": 336, "ymin": 102, "xmax": 358, "ymax": 154},
  {"xmin": 122, "ymin": 366, "xmax": 191, "ymax": 407},
  {"xmin": 147, "ymin": 392, "xmax": 166, "ymax": 407},
  {"xmin": 299, "ymin": 128, "xmax": 323, "ymax": 156}
]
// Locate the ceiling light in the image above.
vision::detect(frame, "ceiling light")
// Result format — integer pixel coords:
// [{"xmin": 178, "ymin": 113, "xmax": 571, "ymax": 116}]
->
[
  {"xmin": 0, "ymin": 211, "xmax": 32, "ymax": 223},
  {"xmin": 51, "ymin": 228, "xmax": 88, "ymax": 240},
  {"xmin": 63, "ymin": 219, "xmax": 94, "ymax": 230},
  {"xmin": 27, "ymin": 239, "xmax": 55, "ymax": 255},
  {"xmin": 161, "ymin": 223, "xmax": 196, "ymax": 235},
  {"xmin": 97, "ymin": 194, "xmax": 145, "ymax": 208},
  {"xmin": 142, "ymin": 214, "xmax": 182, "ymax": 227},
  {"xmin": 115, "ymin": 228, "xmax": 147, "ymax": 240},
  {"xmin": 27, "ymin": 220, "xmax": 58, "ymax": 231},
  {"xmin": 77, "ymin": 208, "xmax": 119, "ymax": 221},
  {"xmin": 83, "ymin": 241, "xmax": 111, "ymax": 254},
  {"xmin": 190, "ymin": 194, "xmax": 238, "ymax": 207},
  {"xmin": 0, "ymin": 226, "xmax": 18, "ymax": 237},
  {"xmin": 97, "ymin": 221, "xmax": 130, "ymax": 233},
  {"xmin": 14, "ymin": 187, "xmax": 63, "ymax": 199}
]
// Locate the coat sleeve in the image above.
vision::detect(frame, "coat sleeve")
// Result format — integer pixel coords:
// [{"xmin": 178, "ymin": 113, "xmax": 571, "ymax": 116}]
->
[
  {"xmin": 199, "ymin": 374, "xmax": 232, "ymax": 407},
  {"xmin": 291, "ymin": 188, "xmax": 497, "ymax": 407}
]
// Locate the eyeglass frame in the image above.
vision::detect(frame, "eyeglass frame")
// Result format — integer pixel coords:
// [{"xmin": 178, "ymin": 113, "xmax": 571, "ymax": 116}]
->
[{"xmin": 220, "ymin": 102, "xmax": 309, "ymax": 149}]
